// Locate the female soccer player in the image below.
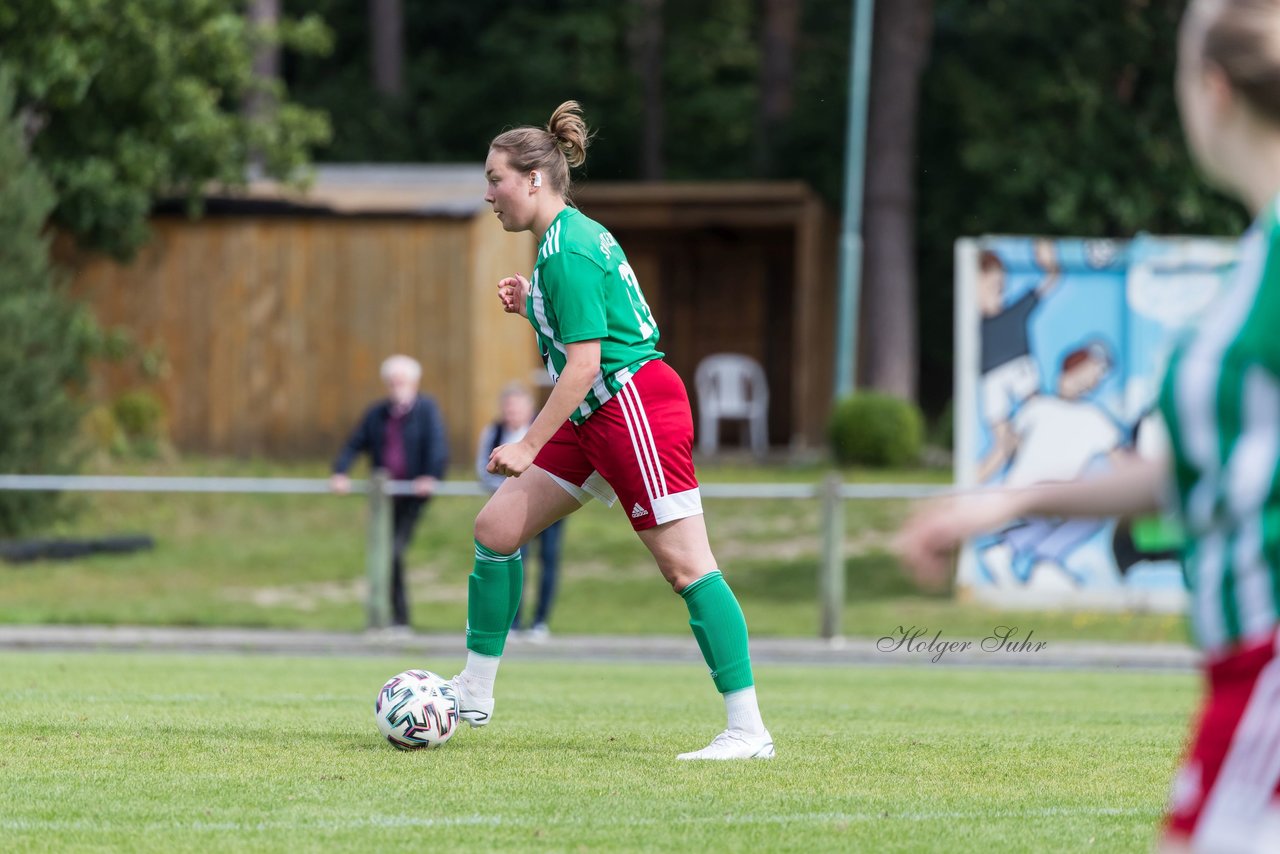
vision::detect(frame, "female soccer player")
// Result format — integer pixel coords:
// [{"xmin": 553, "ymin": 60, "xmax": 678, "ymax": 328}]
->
[
  {"xmin": 448, "ymin": 101, "xmax": 773, "ymax": 760},
  {"xmin": 898, "ymin": 0, "xmax": 1280, "ymax": 847}
]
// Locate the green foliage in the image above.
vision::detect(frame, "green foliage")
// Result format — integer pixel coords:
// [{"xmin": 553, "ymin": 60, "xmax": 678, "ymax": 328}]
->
[
  {"xmin": 111, "ymin": 390, "xmax": 169, "ymax": 458},
  {"xmin": 0, "ymin": 68, "xmax": 97, "ymax": 535},
  {"xmin": 283, "ymin": 0, "xmax": 849, "ymax": 190},
  {"xmin": 914, "ymin": 0, "xmax": 1249, "ymax": 409},
  {"xmin": 829, "ymin": 393, "xmax": 925, "ymax": 467},
  {"xmin": 287, "ymin": 0, "xmax": 641, "ymax": 174},
  {"xmin": 921, "ymin": 0, "xmax": 1242, "ymax": 241},
  {"xmin": 81, "ymin": 405, "xmax": 128, "ymax": 458},
  {"xmin": 283, "ymin": 0, "xmax": 1241, "ymax": 416},
  {"xmin": 0, "ymin": 0, "xmax": 332, "ymax": 258},
  {"xmin": 286, "ymin": 0, "xmax": 771, "ymax": 180},
  {"xmin": 661, "ymin": 0, "xmax": 760, "ymax": 178}
]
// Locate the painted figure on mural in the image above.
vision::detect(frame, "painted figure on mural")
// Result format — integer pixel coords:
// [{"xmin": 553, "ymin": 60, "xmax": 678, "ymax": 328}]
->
[
  {"xmin": 976, "ymin": 341, "xmax": 1126, "ymax": 589},
  {"xmin": 977, "ymin": 239, "xmax": 1062, "ymax": 483}
]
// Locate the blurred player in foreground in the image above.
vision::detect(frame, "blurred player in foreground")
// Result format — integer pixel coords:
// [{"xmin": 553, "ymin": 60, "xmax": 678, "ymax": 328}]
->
[
  {"xmin": 449, "ymin": 100, "xmax": 773, "ymax": 760},
  {"xmin": 898, "ymin": 0, "xmax": 1280, "ymax": 848}
]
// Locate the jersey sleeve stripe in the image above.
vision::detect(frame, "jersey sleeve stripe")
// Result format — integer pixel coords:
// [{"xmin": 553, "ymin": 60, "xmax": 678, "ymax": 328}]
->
[{"xmin": 1227, "ymin": 366, "xmax": 1280, "ymax": 639}]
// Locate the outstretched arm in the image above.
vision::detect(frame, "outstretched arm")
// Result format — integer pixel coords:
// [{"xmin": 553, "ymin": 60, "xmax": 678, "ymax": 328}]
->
[
  {"xmin": 329, "ymin": 410, "xmax": 373, "ymax": 494},
  {"xmin": 1033, "ymin": 238, "xmax": 1062, "ymax": 298},
  {"xmin": 895, "ymin": 455, "xmax": 1168, "ymax": 590},
  {"xmin": 487, "ymin": 340, "xmax": 601, "ymax": 477}
]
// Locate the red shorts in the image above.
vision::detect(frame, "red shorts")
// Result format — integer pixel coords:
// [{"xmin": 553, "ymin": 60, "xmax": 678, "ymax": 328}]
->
[
  {"xmin": 1166, "ymin": 630, "xmax": 1280, "ymax": 849},
  {"xmin": 533, "ymin": 360, "xmax": 702, "ymax": 531}
]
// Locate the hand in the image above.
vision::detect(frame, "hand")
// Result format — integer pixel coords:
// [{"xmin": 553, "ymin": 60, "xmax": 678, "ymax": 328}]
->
[
  {"xmin": 1033, "ymin": 238, "xmax": 1059, "ymax": 275},
  {"xmin": 329, "ymin": 473, "xmax": 351, "ymax": 495},
  {"xmin": 487, "ymin": 440, "xmax": 537, "ymax": 478},
  {"xmin": 893, "ymin": 491, "xmax": 1022, "ymax": 591},
  {"xmin": 497, "ymin": 274, "xmax": 531, "ymax": 317},
  {"xmin": 412, "ymin": 476, "xmax": 437, "ymax": 498}
]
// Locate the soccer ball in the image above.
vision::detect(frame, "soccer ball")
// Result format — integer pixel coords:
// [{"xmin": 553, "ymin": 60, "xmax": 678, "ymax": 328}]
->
[{"xmin": 374, "ymin": 669, "xmax": 460, "ymax": 750}]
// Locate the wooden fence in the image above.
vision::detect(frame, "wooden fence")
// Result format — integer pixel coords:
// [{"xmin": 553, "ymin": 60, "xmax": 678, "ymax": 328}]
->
[{"xmin": 69, "ymin": 214, "xmax": 539, "ymax": 462}]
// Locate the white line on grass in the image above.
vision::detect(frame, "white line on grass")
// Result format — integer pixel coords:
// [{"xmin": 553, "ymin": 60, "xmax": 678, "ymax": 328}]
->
[{"xmin": 0, "ymin": 805, "xmax": 1157, "ymax": 834}]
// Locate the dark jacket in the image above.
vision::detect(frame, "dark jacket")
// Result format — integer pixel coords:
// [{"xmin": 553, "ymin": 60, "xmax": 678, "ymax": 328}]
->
[{"xmin": 332, "ymin": 396, "xmax": 449, "ymax": 480}]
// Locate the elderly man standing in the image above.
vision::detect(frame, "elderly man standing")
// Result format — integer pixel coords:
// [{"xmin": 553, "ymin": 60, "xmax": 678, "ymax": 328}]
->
[{"xmin": 330, "ymin": 355, "xmax": 448, "ymax": 631}]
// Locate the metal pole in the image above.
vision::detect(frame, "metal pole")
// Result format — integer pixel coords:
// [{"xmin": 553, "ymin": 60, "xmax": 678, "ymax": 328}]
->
[
  {"xmin": 365, "ymin": 469, "xmax": 393, "ymax": 630},
  {"xmin": 833, "ymin": 0, "xmax": 876, "ymax": 401},
  {"xmin": 819, "ymin": 473, "xmax": 846, "ymax": 641}
]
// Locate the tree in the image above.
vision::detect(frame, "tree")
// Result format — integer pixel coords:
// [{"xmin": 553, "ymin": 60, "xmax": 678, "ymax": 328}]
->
[
  {"xmin": 246, "ymin": 0, "xmax": 283, "ymax": 124},
  {"xmin": 0, "ymin": 0, "xmax": 332, "ymax": 259},
  {"xmin": 288, "ymin": 0, "xmax": 644, "ymax": 176},
  {"xmin": 629, "ymin": 0, "xmax": 665, "ymax": 179},
  {"xmin": 754, "ymin": 0, "xmax": 801, "ymax": 175},
  {"xmin": 276, "ymin": 0, "xmax": 1242, "ymax": 414},
  {"xmin": 914, "ymin": 0, "xmax": 1246, "ymax": 411},
  {"xmin": 0, "ymin": 68, "xmax": 98, "ymax": 534},
  {"xmin": 369, "ymin": 0, "xmax": 405, "ymax": 97},
  {"xmin": 861, "ymin": 0, "xmax": 933, "ymax": 400}
]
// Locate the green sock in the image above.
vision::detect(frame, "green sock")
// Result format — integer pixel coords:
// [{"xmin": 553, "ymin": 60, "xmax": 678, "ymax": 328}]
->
[
  {"xmin": 466, "ymin": 540, "xmax": 523, "ymax": 657},
  {"xmin": 680, "ymin": 570, "xmax": 754, "ymax": 693}
]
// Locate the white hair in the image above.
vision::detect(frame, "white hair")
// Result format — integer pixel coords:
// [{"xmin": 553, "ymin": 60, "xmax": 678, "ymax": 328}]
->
[
  {"xmin": 380, "ymin": 355, "xmax": 422, "ymax": 383},
  {"xmin": 499, "ymin": 381, "xmax": 532, "ymax": 403}
]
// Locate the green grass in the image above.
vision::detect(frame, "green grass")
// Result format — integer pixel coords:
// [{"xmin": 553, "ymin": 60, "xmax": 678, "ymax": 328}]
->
[
  {"xmin": 0, "ymin": 652, "xmax": 1194, "ymax": 853},
  {"xmin": 0, "ymin": 456, "xmax": 1190, "ymax": 645}
]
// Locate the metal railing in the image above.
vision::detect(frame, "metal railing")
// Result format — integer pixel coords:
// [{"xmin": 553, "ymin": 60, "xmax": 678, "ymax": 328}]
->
[{"xmin": 0, "ymin": 473, "xmax": 949, "ymax": 640}]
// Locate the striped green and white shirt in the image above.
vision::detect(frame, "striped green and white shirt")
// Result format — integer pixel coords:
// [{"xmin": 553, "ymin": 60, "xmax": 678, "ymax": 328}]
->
[
  {"xmin": 1160, "ymin": 197, "xmax": 1280, "ymax": 653},
  {"xmin": 526, "ymin": 207, "xmax": 663, "ymax": 424}
]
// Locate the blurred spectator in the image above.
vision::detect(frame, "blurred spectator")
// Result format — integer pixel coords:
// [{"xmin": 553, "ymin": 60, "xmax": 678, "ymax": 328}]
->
[
  {"xmin": 331, "ymin": 355, "xmax": 448, "ymax": 631},
  {"xmin": 477, "ymin": 383, "xmax": 564, "ymax": 641}
]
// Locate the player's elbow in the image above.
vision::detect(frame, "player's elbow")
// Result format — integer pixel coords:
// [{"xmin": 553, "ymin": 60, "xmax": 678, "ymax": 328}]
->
[
  {"xmin": 569, "ymin": 357, "xmax": 601, "ymax": 379},
  {"xmin": 563, "ymin": 343, "xmax": 601, "ymax": 382},
  {"xmin": 565, "ymin": 362, "xmax": 600, "ymax": 397}
]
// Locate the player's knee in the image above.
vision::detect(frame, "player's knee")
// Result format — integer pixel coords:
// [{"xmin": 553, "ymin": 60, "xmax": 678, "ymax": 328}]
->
[
  {"xmin": 663, "ymin": 565, "xmax": 704, "ymax": 593},
  {"xmin": 473, "ymin": 511, "xmax": 520, "ymax": 556}
]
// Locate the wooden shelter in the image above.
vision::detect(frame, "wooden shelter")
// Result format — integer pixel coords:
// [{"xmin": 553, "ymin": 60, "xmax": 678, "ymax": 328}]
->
[
  {"xmin": 68, "ymin": 167, "xmax": 837, "ymax": 463},
  {"xmin": 576, "ymin": 182, "xmax": 837, "ymax": 450},
  {"xmin": 69, "ymin": 165, "xmax": 538, "ymax": 462}
]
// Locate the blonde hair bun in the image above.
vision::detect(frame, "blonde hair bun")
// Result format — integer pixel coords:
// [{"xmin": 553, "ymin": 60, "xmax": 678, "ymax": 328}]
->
[{"xmin": 547, "ymin": 100, "xmax": 590, "ymax": 168}]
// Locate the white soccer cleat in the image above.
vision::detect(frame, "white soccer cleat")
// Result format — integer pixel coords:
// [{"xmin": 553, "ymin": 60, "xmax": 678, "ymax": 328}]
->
[
  {"xmin": 448, "ymin": 674, "xmax": 495, "ymax": 728},
  {"xmin": 676, "ymin": 728, "xmax": 775, "ymax": 760}
]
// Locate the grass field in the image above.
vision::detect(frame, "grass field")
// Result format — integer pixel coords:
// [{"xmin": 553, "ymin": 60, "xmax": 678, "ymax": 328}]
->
[
  {"xmin": 0, "ymin": 457, "xmax": 1190, "ymax": 644},
  {"xmin": 0, "ymin": 651, "xmax": 1194, "ymax": 853}
]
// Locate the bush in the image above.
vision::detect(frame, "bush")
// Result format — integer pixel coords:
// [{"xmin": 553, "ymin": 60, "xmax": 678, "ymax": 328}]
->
[
  {"xmin": 111, "ymin": 391, "xmax": 168, "ymax": 458},
  {"xmin": 80, "ymin": 405, "xmax": 127, "ymax": 457},
  {"xmin": 828, "ymin": 393, "xmax": 924, "ymax": 468},
  {"xmin": 0, "ymin": 67, "xmax": 97, "ymax": 535}
]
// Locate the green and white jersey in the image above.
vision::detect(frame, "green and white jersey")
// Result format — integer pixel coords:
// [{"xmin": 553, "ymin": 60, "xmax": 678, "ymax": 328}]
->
[
  {"xmin": 526, "ymin": 207, "xmax": 663, "ymax": 423},
  {"xmin": 1159, "ymin": 196, "xmax": 1280, "ymax": 653}
]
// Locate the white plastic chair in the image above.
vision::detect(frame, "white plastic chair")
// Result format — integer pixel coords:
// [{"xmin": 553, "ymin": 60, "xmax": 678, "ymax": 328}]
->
[{"xmin": 694, "ymin": 354, "xmax": 769, "ymax": 456}]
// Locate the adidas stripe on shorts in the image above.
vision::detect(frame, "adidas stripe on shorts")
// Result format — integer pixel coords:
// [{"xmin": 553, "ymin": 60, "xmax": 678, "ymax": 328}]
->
[{"xmin": 533, "ymin": 359, "xmax": 703, "ymax": 532}]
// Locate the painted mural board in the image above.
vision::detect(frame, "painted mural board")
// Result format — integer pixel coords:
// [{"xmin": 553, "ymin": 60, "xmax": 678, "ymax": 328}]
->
[{"xmin": 954, "ymin": 235, "xmax": 1238, "ymax": 611}]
